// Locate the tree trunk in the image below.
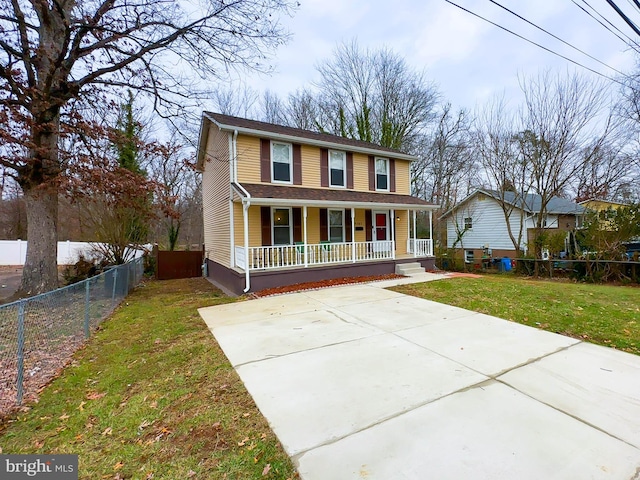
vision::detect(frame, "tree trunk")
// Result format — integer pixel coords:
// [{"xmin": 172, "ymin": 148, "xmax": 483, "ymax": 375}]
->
[{"xmin": 21, "ymin": 185, "xmax": 59, "ymax": 295}]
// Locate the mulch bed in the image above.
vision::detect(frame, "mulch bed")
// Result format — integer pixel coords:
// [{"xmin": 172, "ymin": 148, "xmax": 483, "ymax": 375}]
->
[{"xmin": 248, "ymin": 274, "xmax": 404, "ymax": 298}]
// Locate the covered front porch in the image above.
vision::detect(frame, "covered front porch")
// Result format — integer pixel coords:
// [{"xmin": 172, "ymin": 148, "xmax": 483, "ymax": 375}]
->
[
  {"xmin": 232, "ymin": 183, "xmax": 436, "ymax": 276},
  {"xmin": 236, "ymin": 238, "xmax": 433, "ymax": 271}
]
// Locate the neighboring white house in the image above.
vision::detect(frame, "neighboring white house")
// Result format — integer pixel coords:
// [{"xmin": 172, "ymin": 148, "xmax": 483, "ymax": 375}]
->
[{"xmin": 441, "ymin": 189, "xmax": 586, "ymax": 263}]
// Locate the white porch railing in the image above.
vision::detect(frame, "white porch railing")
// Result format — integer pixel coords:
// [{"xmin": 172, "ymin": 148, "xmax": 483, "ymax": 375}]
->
[
  {"xmin": 235, "ymin": 240, "xmax": 395, "ymax": 271},
  {"xmin": 407, "ymin": 238, "xmax": 433, "ymax": 257}
]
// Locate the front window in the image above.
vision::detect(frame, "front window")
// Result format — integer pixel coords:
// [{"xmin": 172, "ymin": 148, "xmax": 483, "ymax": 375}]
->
[
  {"xmin": 464, "ymin": 217, "xmax": 472, "ymax": 230},
  {"xmin": 465, "ymin": 250, "xmax": 474, "ymax": 263},
  {"xmin": 272, "ymin": 142, "xmax": 292, "ymax": 183},
  {"xmin": 375, "ymin": 157, "xmax": 388, "ymax": 191},
  {"xmin": 272, "ymin": 208, "xmax": 291, "ymax": 245},
  {"xmin": 329, "ymin": 150, "xmax": 346, "ymax": 187},
  {"xmin": 328, "ymin": 209, "xmax": 345, "ymax": 243}
]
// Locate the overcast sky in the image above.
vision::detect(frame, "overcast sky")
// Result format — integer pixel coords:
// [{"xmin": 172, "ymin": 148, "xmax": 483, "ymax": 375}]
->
[{"xmin": 237, "ymin": 0, "xmax": 640, "ymax": 112}]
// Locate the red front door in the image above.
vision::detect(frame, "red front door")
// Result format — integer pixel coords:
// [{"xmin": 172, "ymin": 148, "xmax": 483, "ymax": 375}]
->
[{"xmin": 375, "ymin": 212, "xmax": 388, "ymax": 241}]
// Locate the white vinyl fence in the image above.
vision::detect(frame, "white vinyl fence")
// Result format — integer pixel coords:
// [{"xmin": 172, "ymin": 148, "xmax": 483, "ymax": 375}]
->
[{"xmin": 0, "ymin": 240, "xmax": 147, "ymax": 266}]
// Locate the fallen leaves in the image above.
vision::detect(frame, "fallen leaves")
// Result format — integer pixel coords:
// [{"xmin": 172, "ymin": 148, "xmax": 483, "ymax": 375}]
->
[
  {"xmin": 262, "ymin": 463, "xmax": 271, "ymax": 476},
  {"xmin": 86, "ymin": 391, "xmax": 106, "ymax": 401},
  {"xmin": 102, "ymin": 427, "xmax": 113, "ymax": 436}
]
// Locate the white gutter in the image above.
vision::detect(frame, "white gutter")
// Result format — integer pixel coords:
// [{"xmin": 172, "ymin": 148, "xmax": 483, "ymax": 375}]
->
[{"xmin": 243, "ymin": 197, "xmax": 438, "ymax": 211}]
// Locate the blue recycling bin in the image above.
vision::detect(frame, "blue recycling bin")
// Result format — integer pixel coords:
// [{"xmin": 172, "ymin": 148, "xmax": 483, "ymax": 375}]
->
[{"xmin": 501, "ymin": 257, "xmax": 512, "ymax": 272}]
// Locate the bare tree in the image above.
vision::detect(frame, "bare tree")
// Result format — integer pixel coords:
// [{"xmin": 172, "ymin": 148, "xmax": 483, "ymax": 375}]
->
[
  {"xmin": 518, "ymin": 70, "xmax": 611, "ymax": 261},
  {"xmin": 211, "ymin": 85, "xmax": 259, "ymax": 117},
  {"xmin": 0, "ymin": 0, "xmax": 294, "ymax": 294},
  {"xmin": 413, "ymin": 103, "xmax": 475, "ymax": 210},
  {"xmin": 474, "ymin": 96, "xmax": 530, "ymax": 253},
  {"xmin": 146, "ymin": 134, "xmax": 201, "ymax": 250},
  {"xmin": 314, "ymin": 40, "xmax": 439, "ymax": 150}
]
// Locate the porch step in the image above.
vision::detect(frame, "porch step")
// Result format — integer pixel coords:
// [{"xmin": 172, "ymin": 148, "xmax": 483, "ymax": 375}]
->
[{"xmin": 395, "ymin": 262, "xmax": 425, "ymax": 276}]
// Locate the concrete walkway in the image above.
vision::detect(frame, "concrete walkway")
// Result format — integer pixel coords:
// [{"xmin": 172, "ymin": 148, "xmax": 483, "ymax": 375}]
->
[{"xmin": 199, "ymin": 274, "xmax": 640, "ymax": 479}]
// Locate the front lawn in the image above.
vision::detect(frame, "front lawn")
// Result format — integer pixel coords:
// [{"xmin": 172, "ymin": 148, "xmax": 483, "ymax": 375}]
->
[
  {"xmin": 0, "ymin": 278, "xmax": 298, "ymax": 479},
  {"xmin": 391, "ymin": 276, "xmax": 640, "ymax": 355}
]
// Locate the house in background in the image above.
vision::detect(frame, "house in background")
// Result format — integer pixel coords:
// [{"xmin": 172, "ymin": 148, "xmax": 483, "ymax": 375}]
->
[
  {"xmin": 441, "ymin": 189, "xmax": 587, "ymax": 264},
  {"xmin": 578, "ymin": 198, "xmax": 629, "ymax": 212},
  {"xmin": 196, "ymin": 112, "xmax": 438, "ymax": 295}
]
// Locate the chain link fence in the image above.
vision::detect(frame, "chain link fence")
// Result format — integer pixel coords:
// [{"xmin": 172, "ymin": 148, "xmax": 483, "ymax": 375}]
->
[{"xmin": 0, "ymin": 257, "xmax": 144, "ymax": 414}]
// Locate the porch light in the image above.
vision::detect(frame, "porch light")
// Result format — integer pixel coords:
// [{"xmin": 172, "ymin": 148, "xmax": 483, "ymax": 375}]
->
[{"xmin": 396, "ymin": 216, "xmax": 400, "ymax": 221}]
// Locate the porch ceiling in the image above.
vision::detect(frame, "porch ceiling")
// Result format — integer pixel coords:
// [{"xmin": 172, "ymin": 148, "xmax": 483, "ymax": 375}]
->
[{"xmin": 233, "ymin": 183, "xmax": 438, "ymax": 211}]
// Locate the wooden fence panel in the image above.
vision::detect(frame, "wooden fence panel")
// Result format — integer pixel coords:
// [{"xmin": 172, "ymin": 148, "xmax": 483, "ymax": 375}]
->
[{"xmin": 156, "ymin": 249, "xmax": 203, "ymax": 280}]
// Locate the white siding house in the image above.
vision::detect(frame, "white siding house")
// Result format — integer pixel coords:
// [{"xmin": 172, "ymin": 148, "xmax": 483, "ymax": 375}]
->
[
  {"xmin": 446, "ymin": 193, "xmax": 532, "ymax": 252},
  {"xmin": 443, "ymin": 189, "xmax": 585, "ymax": 261}
]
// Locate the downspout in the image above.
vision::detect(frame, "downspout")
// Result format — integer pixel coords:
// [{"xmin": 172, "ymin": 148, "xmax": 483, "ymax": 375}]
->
[
  {"xmin": 229, "ymin": 131, "xmax": 238, "ymax": 268},
  {"xmin": 243, "ymin": 198, "xmax": 251, "ymax": 293},
  {"xmin": 232, "ymin": 130, "xmax": 239, "ymax": 182}
]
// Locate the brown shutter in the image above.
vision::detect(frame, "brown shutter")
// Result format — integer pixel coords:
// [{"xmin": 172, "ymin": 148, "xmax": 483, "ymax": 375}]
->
[
  {"xmin": 260, "ymin": 206, "xmax": 271, "ymax": 245},
  {"xmin": 293, "ymin": 144, "xmax": 302, "ymax": 185},
  {"xmin": 293, "ymin": 207, "xmax": 302, "ymax": 242},
  {"xmin": 365, "ymin": 210, "xmax": 372, "ymax": 242},
  {"xmin": 390, "ymin": 158, "xmax": 396, "ymax": 192},
  {"xmin": 368, "ymin": 156, "xmax": 375, "ymax": 191},
  {"xmin": 320, "ymin": 148, "xmax": 329, "ymax": 187},
  {"xmin": 346, "ymin": 152, "xmax": 354, "ymax": 189},
  {"xmin": 319, "ymin": 208, "xmax": 328, "ymax": 242},
  {"xmin": 345, "ymin": 209, "xmax": 352, "ymax": 242},
  {"xmin": 260, "ymin": 139, "xmax": 271, "ymax": 183}
]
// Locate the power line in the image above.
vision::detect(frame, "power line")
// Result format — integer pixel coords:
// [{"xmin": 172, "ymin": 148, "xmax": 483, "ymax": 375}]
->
[
  {"xmin": 605, "ymin": 0, "xmax": 640, "ymax": 36},
  {"xmin": 571, "ymin": 0, "xmax": 637, "ymax": 47},
  {"xmin": 488, "ymin": 0, "xmax": 627, "ymax": 76},
  {"xmin": 443, "ymin": 0, "xmax": 626, "ymax": 86}
]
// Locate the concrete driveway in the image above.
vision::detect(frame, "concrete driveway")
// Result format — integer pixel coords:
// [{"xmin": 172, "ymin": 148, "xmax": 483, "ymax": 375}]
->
[{"xmin": 199, "ymin": 275, "xmax": 640, "ymax": 479}]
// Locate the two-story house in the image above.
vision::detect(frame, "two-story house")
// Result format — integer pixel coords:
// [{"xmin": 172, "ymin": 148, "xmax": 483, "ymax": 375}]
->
[{"xmin": 196, "ymin": 112, "xmax": 437, "ymax": 295}]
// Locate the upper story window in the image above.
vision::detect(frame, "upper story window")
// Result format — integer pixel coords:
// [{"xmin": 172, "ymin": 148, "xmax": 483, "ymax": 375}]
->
[
  {"xmin": 271, "ymin": 141, "xmax": 292, "ymax": 183},
  {"xmin": 329, "ymin": 150, "xmax": 346, "ymax": 188},
  {"xmin": 375, "ymin": 157, "xmax": 389, "ymax": 191},
  {"xmin": 464, "ymin": 217, "xmax": 473, "ymax": 230}
]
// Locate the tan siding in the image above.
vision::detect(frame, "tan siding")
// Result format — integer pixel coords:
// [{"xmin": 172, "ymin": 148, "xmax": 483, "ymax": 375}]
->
[
  {"xmin": 233, "ymin": 203, "xmax": 263, "ymax": 247},
  {"xmin": 236, "ymin": 135, "xmax": 261, "ymax": 183},
  {"xmin": 306, "ymin": 208, "xmax": 321, "ymax": 244},
  {"xmin": 395, "ymin": 210, "xmax": 409, "ymax": 254},
  {"xmin": 352, "ymin": 153, "xmax": 369, "ymax": 191},
  {"xmin": 354, "ymin": 209, "xmax": 367, "ymax": 243},
  {"xmin": 395, "ymin": 160, "xmax": 411, "ymax": 195},
  {"xmin": 301, "ymin": 145, "xmax": 321, "ymax": 188},
  {"xmin": 202, "ymin": 126, "xmax": 231, "ymax": 266},
  {"xmin": 233, "ymin": 135, "xmax": 414, "ymax": 196}
]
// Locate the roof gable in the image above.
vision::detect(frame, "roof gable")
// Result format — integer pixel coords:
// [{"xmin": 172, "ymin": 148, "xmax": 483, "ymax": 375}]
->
[{"xmin": 442, "ymin": 188, "xmax": 586, "ymax": 217}]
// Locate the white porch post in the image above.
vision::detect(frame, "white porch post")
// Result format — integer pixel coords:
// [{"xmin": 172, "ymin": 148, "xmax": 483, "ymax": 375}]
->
[
  {"xmin": 303, "ymin": 205, "xmax": 308, "ymax": 267},
  {"xmin": 243, "ymin": 201, "xmax": 250, "ymax": 292},
  {"xmin": 413, "ymin": 210, "xmax": 417, "ymax": 258},
  {"xmin": 390, "ymin": 209, "xmax": 395, "ymax": 260},
  {"xmin": 429, "ymin": 210, "xmax": 433, "ymax": 256},
  {"xmin": 351, "ymin": 207, "xmax": 356, "ymax": 263}
]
